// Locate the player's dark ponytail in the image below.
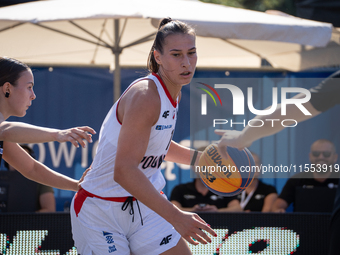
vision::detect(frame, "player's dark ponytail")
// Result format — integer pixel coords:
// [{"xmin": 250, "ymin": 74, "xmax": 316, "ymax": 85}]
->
[
  {"xmin": 147, "ymin": 18, "xmax": 195, "ymax": 74},
  {"xmin": 158, "ymin": 17, "xmax": 173, "ymax": 29}
]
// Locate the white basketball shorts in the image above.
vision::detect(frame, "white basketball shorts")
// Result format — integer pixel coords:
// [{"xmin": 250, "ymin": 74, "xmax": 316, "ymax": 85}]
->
[{"xmin": 70, "ymin": 189, "xmax": 181, "ymax": 255}]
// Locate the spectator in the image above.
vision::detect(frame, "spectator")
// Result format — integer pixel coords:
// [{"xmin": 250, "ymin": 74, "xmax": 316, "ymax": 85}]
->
[
  {"xmin": 4, "ymin": 144, "xmax": 56, "ymax": 212},
  {"xmin": 170, "ymin": 177, "xmax": 241, "ymax": 213},
  {"xmin": 271, "ymin": 139, "xmax": 338, "ymax": 213},
  {"xmin": 236, "ymin": 152, "xmax": 277, "ymax": 212}
]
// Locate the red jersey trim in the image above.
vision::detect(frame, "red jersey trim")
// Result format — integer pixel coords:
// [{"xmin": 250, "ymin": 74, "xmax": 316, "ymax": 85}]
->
[
  {"xmin": 116, "ymin": 74, "xmax": 177, "ymax": 125},
  {"xmin": 73, "ymin": 188, "xmax": 164, "ymax": 217},
  {"xmin": 152, "ymin": 73, "xmax": 178, "ymax": 108}
]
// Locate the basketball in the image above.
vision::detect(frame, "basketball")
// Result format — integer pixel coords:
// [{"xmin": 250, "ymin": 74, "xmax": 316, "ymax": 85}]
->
[{"xmin": 196, "ymin": 144, "xmax": 256, "ymax": 197}]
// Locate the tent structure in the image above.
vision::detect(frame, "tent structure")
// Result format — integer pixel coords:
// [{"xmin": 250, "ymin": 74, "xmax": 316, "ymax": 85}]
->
[{"xmin": 0, "ymin": 0, "xmax": 336, "ymax": 100}]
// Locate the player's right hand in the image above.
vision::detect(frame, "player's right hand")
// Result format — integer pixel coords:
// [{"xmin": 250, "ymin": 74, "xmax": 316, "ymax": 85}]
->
[{"xmin": 214, "ymin": 129, "xmax": 252, "ymax": 159}]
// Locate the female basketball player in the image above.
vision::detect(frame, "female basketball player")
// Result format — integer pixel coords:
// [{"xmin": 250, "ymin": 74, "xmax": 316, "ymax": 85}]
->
[
  {"xmin": 0, "ymin": 56, "xmax": 95, "ymax": 191},
  {"xmin": 71, "ymin": 18, "xmax": 216, "ymax": 255}
]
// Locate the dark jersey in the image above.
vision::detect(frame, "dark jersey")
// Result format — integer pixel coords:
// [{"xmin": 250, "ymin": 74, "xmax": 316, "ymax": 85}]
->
[
  {"xmin": 310, "ymin": 70, "xmax": 340, "ymax": 216},
  {"xmin": 236, "ymin": 180, "xmax": 277, "ymax": 212},
  {"xmin": 309, "ymin": 70, "xmax": 340, "ymax": 112},
  {"xmin": 279, "ymin": 171, "xmax": 339, "ymax": 212},
  {"xmin": 170, "ymin": 180, "xmax": 236, "ymax": 209}
]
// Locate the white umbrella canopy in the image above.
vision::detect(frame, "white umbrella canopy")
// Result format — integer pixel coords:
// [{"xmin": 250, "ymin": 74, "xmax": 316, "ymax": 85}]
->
[
  {"xmin": 262, "ymin": 27, "xmax": 340, "ymax": 71},
  {"xmin": 0, "ymin": 0, "xmax": 335, "ymax": 100}
]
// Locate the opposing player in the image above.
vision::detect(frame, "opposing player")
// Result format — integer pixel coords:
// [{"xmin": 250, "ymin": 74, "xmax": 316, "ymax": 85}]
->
[
  {"xmin": 214, "ymin": 70, "xmax": 340, "ymax": 254},
  {"xmin": 0, "ymin": 56, "xmax": 96, "ymax": 191},
  {"xmin": 216, "ymin": 70, "xmax": 340, "ymax": 153},
  {"xmin": 70, "ymin": 18, "xmax": 216, "ymax": 254}
]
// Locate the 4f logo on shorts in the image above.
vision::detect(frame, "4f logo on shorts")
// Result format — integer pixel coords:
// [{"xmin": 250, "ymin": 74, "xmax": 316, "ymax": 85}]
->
[
  {"xmin": 160, "ymin": 234, "xmax": 172, "ymax": 246},
  {"xmin": 103, "ymin": 231, "xmax": 117, "ymax": 253}
]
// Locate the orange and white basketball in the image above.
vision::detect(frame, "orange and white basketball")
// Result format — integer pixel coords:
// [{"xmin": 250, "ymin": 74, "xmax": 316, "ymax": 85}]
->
[{"xmin": 197, "ymin": 144, "xmax": 255, "ymax": 196}]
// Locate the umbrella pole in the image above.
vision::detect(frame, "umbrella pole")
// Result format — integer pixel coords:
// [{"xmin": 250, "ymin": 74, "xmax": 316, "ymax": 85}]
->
[
  {"xmin": 113, "ymin": 19, "xmax": 121, "ymax": 103},
  {"xmin": 114, "ymin": 51, "xmax": 121, "ymax": 102}
]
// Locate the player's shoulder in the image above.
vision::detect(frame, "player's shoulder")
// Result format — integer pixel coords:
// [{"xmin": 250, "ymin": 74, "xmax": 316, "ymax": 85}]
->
[
  {"xmin": 129, "ymin": 77, "xmax": 158, "ymax": 95},
  {"xmin": 123, "ymin": 78, "xmax": 161, "ymax": 109}
]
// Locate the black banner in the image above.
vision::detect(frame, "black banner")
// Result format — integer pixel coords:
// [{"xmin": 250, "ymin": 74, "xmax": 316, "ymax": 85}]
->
[{"xmin": 0, "ymin": 212, "xmax": 331, "ymax": 254}]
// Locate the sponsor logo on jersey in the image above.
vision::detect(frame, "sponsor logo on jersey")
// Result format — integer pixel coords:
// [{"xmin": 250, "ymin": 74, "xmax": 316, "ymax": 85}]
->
[
  {"xmin": 155, "ymin": 124, "xmax": 172, "ymax": 130},
  {"xmin": 162, "ymin": 110, "xmax": 170, "ymax": 118},
  {"xmin": 160, "ymin": 234, "xmax": 172, "ymax": 246},
  {"xmin": 210, "ymin": 195, "xmax": 224, "ymax": 201},
  {"xmin": 255, "ymin": 194, "xmax": 265, "ymax": 200},
  {"xmin": 184, "ymin": 194, "xmax": 196, "ymax": 200}
]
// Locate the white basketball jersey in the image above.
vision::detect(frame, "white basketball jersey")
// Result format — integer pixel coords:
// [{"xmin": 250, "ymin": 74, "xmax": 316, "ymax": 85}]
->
[{"xmin": 81, "ymin": 73, "xmax": 178, "ymax": 197}]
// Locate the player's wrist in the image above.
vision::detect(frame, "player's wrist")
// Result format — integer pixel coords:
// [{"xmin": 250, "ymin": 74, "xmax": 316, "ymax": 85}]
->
[
  {"xmin": 165, "ymin": 202, "xmax": 184, "ymax": 224},
  {"xmin": 190, "ymin": 150, "xmax": 199, "ymax": 166},
  {"xmin": 238, "ymin": 130, "xmax": 254, "ymax": 148},
  {"xmin": 49, "ymin": 129, "xmax": 60, "ymax": 142}
]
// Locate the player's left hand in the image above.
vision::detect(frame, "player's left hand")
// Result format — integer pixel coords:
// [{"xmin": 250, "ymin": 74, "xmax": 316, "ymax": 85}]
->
[{"xmin": 56, "ymin": 126, "xmax": 96, "ymax": 148}]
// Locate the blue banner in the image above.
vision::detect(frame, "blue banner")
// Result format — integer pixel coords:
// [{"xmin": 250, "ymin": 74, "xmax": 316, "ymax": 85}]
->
[{"xmin": 7, "ymin": 66, "xmax": 338, "ymax": 210}]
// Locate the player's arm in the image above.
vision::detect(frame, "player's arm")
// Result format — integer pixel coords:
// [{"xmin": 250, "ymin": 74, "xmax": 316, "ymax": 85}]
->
[
  {"xmin": 241, "ymin": 94, "xmax": 320, "ymax": 140},
  {"xmin": 262, "ymin": 193, "xmax": 278, "ymax": 212},
  {"xmin": 114, "ymin": 80, "xmax": 216, "ymax": 245},
  {"xmin": 165, "ymin": 140, "xmax": 202, "ymax": 166},
  {"xmin": 0, "ymin": 121, "xmax": 96, "ymax": 148},
  {"xmin": 215, "ymin": 94, "xmax": 321, "ymax": 157},
  {"xmin": 271, "ymin": 198, "xmax": 288, "ymax": 213},
  {"xmin": 216, "ymin": 71, "xmax": 340, "ymax": 153},
  {"xmin": 2, "ymin": 141, "xmax": 79, "ymax": 191}
]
